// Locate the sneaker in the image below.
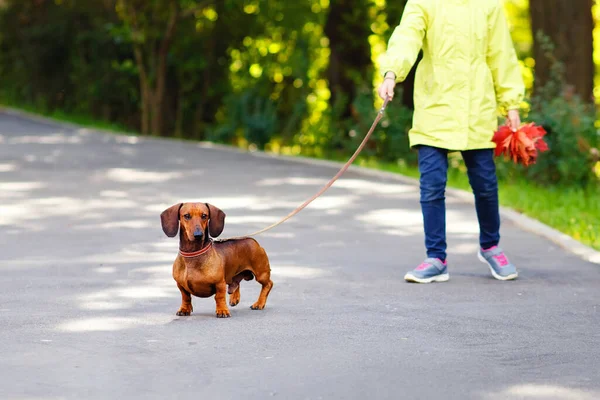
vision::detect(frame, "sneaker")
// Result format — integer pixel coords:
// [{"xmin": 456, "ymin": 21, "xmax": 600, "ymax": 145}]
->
[
  {"xmin": 478, "ymin": 246, "xmax": 518, "ymax": 281},
  {"xmin": 404, "ymin": 258, "xmax": 449, "ymax": 283}
]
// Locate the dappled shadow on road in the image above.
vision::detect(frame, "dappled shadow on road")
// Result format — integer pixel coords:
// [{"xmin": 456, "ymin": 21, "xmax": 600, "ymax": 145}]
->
[
  {"xmin": 2, "ymin": 112, "xmax": 598, "ymax": 333},
  {"xmin": 2, "ymin": 113, "xmax": 600, "ymax": 400},
  {"xmin": 0, "ymin": 112, "xmax": 489, "ymax": 334},
  {"xmin": 482, "ymin": 384, "xmax": 600, "ymax": 400}
]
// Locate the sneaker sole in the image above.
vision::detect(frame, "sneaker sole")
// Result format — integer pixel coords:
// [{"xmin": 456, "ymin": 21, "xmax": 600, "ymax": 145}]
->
[
  {"xmin": 404, "ymin": 273, "xmax": 449, "ymax": 284},
  {"xmin": 477, "ymin": 252, "xmax": 518, "ymax": 281}
]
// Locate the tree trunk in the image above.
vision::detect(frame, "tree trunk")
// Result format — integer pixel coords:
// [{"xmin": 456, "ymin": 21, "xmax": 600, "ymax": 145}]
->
[
  {"xmin": 324, "ymin": 0, "xmax": 373, "ymax": 118},
  {"xmin": 195, "ymin": 24, "xmax": 216, "ymax": 137},
  {"xmin": 151, "ymin": 79, "xmax": 164, "ymax": 136},
  {"xmin": 120, "ymin": 0, "xmax": 179, "ymax": 135},
  {"xmin": 194, "ymin": 0, "xmax": 235, "ymax": 136},
  {"xmin": 141, "ymin": 89, "xmax": 151, "ymax": 135},
  {"xmin": 529, "ymin": 0, "xmax": 594, "ymax": 102},
  {"xmin": 133, "ymin": 46, "xmax": 151, "ymax": 135},
  {"xmin": 175, "ymin": 85, "xmax": 184, "ymax": 137},
  {"xmin": 151, "ymin": 1, "xmax": 179, "ymax": 136}
]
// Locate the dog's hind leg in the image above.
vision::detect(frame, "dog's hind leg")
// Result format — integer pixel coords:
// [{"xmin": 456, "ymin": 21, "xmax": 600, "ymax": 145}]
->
[
  {"xmin": 176, "ymin": 284, "xmax": 193, "ymax": 316},
  {"xmin": 251, "ymin": 271, "xmax": 273, "ymax": 310},
  {"xmin": 251, "ymin": 258, "xmax": 273, "ymax": 310},
  {"xmin": 229, "ymin": 285, "xmax": 240, "ymax": 307},
  {"xmin": 228, "ymin": 271, "xmax": 254, "ymax": 307}
]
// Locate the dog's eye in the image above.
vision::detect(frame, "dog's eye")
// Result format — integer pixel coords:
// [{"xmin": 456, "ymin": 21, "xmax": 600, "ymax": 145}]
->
[
  {"xmin": 183, "ymin": 214, "xmax": 192, "ymax": 220},
  {"xmin": 201, "ymin": 214, "xmax": 208, "ymax": 220}
]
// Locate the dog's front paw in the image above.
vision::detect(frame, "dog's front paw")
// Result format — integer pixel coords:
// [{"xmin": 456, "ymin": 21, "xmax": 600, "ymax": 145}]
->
[
  {"xmin": 250, "ymin": 302, "xmax": 265, "ymax": 310},
  {"xmin": 216, "ymin": 309, "xmax": 231, "ymax": 318}
]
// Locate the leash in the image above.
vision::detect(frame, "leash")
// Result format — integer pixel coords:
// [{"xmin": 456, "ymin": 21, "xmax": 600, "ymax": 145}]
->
[{"xmin": 221, "ymin": 96, "xmax": 391, "ymax": 241}]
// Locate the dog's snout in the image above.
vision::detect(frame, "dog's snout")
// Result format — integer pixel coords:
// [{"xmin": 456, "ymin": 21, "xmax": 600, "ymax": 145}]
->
[{"xmin": 193, "ymin": 227, "xmax": 203, "ymax": 238}]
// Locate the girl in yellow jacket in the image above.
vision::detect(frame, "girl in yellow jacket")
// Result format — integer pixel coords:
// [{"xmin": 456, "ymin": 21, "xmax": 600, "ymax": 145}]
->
[{"xmin": 378, "ymin": 0, "xmax": 525, "ymax": 283}]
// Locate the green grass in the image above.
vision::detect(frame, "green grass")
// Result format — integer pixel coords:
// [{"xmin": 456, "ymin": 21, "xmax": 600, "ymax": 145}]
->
[
  {"xmin": 496, "ymin": 179, "xmax": 599, "ymax": 250},
  {"xmin": 0, "ymin": 97, "xmax": 135, "ymax": 135},
  {"xmin": 1, "ymin": 101, "xmax": 598, "ymax": 251},
  {"xmin": 46, "ymin": 109, "xmax": 135, "ymax": 134}
]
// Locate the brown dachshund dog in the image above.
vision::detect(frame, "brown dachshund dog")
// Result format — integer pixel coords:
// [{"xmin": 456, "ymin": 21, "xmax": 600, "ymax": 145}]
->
[{"xmin": 160, "ymin": 202, "xmax": 273, "ymax": 318}]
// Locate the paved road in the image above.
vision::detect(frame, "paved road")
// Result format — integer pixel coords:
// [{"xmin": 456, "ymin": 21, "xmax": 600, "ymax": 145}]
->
[{"xmin": 1, "ymin": 111, "xmax": 599, "ymax": 400}]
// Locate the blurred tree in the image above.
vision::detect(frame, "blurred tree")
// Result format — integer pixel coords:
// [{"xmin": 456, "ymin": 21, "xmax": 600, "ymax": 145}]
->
[
  {"xmin": 215, "ymin": 0, "xmax": 318, "ymax": 148},
  {"xmin": 170, "ymin": 0, "xmax": 248, "ymax": 138},
  {"xmin": 0, "ymin": 0, "xmax": 77, "ymax": 108},
  {"xmin": 529, "ymin": 0, "xmax": 594, "ymax": 101},
  {"xmin": 324, "ymin": 0, "xmax": 373, "ymax": 118},
  {"xmin": 0, "ymin": 0, "xmax": 139, "ymax": 123},
  {"xmin": 116, "ymin": 0, "xmax": 184, "ymax": 135}
]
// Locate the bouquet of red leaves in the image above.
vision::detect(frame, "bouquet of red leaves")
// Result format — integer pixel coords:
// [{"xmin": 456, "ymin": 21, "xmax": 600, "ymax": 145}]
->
[{"xmin": 493, "ymin": 123, "xmax": 549, "ymax": 166}]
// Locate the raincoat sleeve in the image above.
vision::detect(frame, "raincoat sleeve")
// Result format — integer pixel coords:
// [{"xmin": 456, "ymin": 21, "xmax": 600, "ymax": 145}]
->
[
  {"xmin": 379, "ymin": 0, "xmax": 428, "ymax": 82},
  {"xmin": 486, "ymin": 1, "xmax": 525, "ymax": 114}
]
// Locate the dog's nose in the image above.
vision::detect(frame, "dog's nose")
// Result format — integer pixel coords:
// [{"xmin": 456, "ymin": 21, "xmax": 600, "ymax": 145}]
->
[{"xmin": 193, "ymin": 228, "xmax": 203, "ymax": 238}]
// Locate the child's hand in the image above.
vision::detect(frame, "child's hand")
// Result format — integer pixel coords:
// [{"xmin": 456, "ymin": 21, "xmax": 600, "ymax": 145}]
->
[
  {"xmin": 506, "ymin": 109, "xmax": 521, "ymax": 132},
  {"xmin": 378, "ymin": 74, "xmax": 396, "ymax": 100}
]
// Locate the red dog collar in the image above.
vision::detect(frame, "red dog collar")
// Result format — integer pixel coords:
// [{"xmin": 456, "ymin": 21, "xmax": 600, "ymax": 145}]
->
[{"xmin": 179, "ymin": 241, "xmax": 213, "ymax": 258}]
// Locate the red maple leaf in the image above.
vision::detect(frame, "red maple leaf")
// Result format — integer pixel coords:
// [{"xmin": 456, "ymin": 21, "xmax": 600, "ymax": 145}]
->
[{"xmin": 492, "ymin": 123, "xmax": 549, "ymax": 166}]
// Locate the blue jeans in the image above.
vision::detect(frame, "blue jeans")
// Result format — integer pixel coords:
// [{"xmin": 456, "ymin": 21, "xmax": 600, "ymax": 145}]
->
[{"xmin": 417, "ymin": 145, "xmax": 500, "ymax": 261}]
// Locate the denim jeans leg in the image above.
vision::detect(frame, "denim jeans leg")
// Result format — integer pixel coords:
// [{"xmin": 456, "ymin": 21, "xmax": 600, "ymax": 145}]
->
[
  {"xmin": 461, "ymin": 149, "xmax": 500, "ymax": 249},
  {"xmin": 417, "ymin": 146, "xmax": 449, "ymax": 261}
]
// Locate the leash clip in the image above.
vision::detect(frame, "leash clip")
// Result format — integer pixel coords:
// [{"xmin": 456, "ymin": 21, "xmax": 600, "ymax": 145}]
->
[{"xmin": 379, "ymin": 96, "xmax": 391, "ymax": 115}]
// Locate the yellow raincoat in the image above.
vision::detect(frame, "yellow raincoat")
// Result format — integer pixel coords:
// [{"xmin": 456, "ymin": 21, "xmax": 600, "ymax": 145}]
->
[{"xmin": 379, "ymin": 0, "xmax": 525, "ymax": 151}]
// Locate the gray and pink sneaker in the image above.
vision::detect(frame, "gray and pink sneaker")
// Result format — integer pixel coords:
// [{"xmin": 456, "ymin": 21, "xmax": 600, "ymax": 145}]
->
[
  {"xmin": 478, "ymin": 246, "xmax": 518, "ymax": 281},
  {"xmin": 404, "ymin": 258, "xmax": 449, "ymax": 283}
]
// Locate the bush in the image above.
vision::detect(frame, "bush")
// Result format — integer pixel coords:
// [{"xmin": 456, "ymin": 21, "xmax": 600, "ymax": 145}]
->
[
  {"xmin": 496, "ymin": 33, "xmax": 599, "ymax": 187},
  {"xmin": 333, "ymin": 88, "xmax": 416, "ymax": 166},
  {"xmin": 523, "ymin": 91, "xmax": 599, "ymax": 185},
  {"xmin": 0, "ymin": 1, "xmax": 138, "ymax": 125},
  {"xmin": 207, "ymin": 87, "xmax": 279, "ymax": 150}
]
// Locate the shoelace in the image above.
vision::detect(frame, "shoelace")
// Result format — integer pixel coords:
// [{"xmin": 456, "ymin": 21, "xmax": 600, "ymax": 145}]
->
[
  {"xmin": 416, "ymin": 263, "xmax": 431, "ymax": 271},
  {"xmin": 493, "ymin": 253, "xmax": 509, "ymax": 267},
  {"xmin": 416, "ymin": 259, "xmax": 445, "ymax": 271}
]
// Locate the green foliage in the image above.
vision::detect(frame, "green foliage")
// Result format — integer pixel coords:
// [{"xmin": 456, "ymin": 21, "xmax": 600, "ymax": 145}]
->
[
  {"xmin": 340, "ymin": 89, "xmax": 416, "ymax": 165},
  {"xmin": 1, "ymin": 0, "xmax": 597, "ymax": 248},
  {"xmin": 0, "ymin": 0, "xmax": 139, "ymax": 124},
  {"xmin": 496, "ymin": 33, "xmax": 600, "ymax": 187},
  {"xmin": 0, "ymin": 0, "xmax": 597, "ymax": 188},
  {"xmin": 208, "ymin": 88, "xmax": 278, "ymax": 149},
  {"xmin": 524, "ymin": 93, "xmax": 598, "ymax": 186}
]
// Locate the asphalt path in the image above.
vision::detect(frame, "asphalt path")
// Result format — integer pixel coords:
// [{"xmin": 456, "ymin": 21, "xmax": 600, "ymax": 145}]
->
[{"xmin": 1, "ymin": 111, "xmax": 599, "ymax": 400}]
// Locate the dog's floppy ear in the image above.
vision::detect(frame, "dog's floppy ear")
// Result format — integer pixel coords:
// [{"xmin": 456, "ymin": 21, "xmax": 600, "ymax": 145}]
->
[
  {"xmin": 160, "ymin": 203, "xmax": 183, "ymax": 237},
  {"xmin": 206, "ymin": 203, "xmax": 226, "ymax": 238}
]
